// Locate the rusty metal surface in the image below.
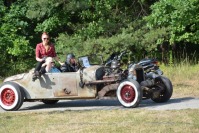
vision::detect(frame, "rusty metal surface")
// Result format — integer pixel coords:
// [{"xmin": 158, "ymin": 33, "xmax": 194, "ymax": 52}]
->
[
  {"xmin": 97, "ymin": 83, "xmax": 119, "ymax": 98},
  {"xmin": 3, "ymin": 66, "xmax": 104, "ymax": 100},
  {"xmin": 85, "ymin": 80, "xmax": 117, "ymax": 85},
  {"xmin": 84, "ymin": 73, "xmax": 122, "ymax": 85}
]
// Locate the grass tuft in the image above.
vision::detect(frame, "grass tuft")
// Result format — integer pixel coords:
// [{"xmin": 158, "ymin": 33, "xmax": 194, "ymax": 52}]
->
[{"xmin": 161, "ymin": 63, "xmax": 199, "ymax": 97}]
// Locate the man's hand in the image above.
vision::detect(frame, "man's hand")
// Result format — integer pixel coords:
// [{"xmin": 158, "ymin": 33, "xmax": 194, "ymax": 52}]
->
[
  {"xmin": 59, "ymin": 62, "xmax": 64, "ymax": 66},
  {"xmin": 42, "ymin": 56, "xmax": 47, "ymax": 61},
  {"xmin": 41, "ymin": 63, "xmax": 47, "ymax": 67}
]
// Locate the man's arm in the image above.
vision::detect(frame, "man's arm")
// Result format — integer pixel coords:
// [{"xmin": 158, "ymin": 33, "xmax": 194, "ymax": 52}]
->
[{"xmin": 54, "ymin": 56, "xmax": 64, "ymax": 65}]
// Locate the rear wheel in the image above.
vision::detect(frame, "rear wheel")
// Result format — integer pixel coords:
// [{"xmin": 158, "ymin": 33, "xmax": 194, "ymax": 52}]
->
[
  {"xmin": 117, "ymin": 79, "xmax": 142, "ymax": 108},
  {"xmin": 0, "ymin": 82, "xmax": 24, "ymax": 111},
  {"xmin": 151, "ymin": 76, "xmax": 173, "ymax": 103},
  {"xmin": 42, "ymin": 100, "xmax": 59, "ymax": 104}
]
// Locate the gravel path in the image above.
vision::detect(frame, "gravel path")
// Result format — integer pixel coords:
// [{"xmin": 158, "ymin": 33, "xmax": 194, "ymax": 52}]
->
[{"xmin": 0, "ymin": 97, "xmax": 199, "ymax": 113}]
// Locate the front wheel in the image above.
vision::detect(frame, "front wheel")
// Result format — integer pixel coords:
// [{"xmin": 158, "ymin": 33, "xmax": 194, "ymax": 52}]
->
[
  {"xmin": 0, "ymin": 82, "xmax": 24, "ymax": 111},
  {"xmin": 117, "ymin": 79, "xmax": 142, "ymax": 108},
  {"xmin": 151, "ymin": 76, "xmax": 173, "ymax": 103}
]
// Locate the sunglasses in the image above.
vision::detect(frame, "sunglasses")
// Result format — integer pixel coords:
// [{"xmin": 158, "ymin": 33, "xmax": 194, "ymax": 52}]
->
[{"xmin": 43, "ymin": 38, "xmax": 49, "ymax": 40}]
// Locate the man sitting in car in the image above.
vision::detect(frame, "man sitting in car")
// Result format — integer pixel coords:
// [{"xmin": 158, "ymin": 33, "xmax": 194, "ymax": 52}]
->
[
  {"xmin": 60, "ymin": 53, "xmax": 79, "ymax": 72},
  {"xmin": 42, "ymin": 57, "xmax": 61, "ymax": 73}
]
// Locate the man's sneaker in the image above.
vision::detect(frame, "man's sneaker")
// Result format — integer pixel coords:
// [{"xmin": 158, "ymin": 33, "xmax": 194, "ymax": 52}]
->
[
  {"xmin": 32, "ymin": 71, "xmax": 41, "ymax": 81},
  {"xmin": 32, "ymin": 74, "xmax": 37, "ymax": 81},
  {"xmin": 35, "ymin": 71, "xmax": 41, "ymax": 77}
]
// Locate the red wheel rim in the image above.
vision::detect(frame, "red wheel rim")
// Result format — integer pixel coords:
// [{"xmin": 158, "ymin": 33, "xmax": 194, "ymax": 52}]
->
[
  {"xmin": 120, "ymin": 85, "xmax": 135, "ymax": 103},
  {"xmin": 1, "ymin": 88, "xmax": 15, "ymax": 106}
]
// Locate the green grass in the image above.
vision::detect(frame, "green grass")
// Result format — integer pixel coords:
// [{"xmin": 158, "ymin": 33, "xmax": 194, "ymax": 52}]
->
[
  {"xmin": 1, "ymin": 63, "xmax": 199, "ymax": 133},
  {"xmin": 1, "ymin": 110, "xmax": 199, "ymax": 133},
  {"xmin": 161, "ymin": 63, "xmax": 199, "ymax": 97}
]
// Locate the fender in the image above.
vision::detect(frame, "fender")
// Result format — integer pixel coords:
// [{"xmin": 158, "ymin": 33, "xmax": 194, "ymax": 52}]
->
[{"xmin": 4, "ymin": 73, "xmax": 26, "ymax": 82}]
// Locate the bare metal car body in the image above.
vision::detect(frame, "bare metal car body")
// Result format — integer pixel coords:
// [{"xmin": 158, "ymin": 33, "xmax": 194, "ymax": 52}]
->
[
  {"xmin": 0, "ymin": 54, "xmax": 172, "ymax": 111},
  {"xmin": 0, "ymin": 61, "xmax": 142, "ymax": 111},
  {"xmin": 5, "ymin": 66, "xmax": 100, "ymax": 100}
]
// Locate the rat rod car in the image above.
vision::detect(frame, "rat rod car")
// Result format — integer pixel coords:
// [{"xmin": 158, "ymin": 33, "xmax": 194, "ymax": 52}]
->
[
  {"xmin": 0, "ymin": 56, "xmax": 142, "ymax": 111},
  {"xmin": 0, "ymin": 54, "xmax": 172, "ymax": 111}
]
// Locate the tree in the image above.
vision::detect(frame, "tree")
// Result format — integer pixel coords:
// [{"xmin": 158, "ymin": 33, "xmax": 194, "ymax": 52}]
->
[
  {"xmin": 145, "ymin": 0, "xmax": 199, "ymax": 44},
  {"xmin": 0, "ymin": 0, "xmax": 34, "ymax": 76}
]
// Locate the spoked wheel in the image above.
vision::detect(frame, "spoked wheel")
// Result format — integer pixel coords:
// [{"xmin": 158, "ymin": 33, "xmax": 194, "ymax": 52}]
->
[
  {"xmin": 151, "ymin": 76, "xmax": 173, "ymax": 103},
  {"xmin": 0, "ymin": 82, "xmax": 24, "ymax": 111},
  {"xmin": 117, "ymin": 79, "xmax": 142, "ymax": 108}
]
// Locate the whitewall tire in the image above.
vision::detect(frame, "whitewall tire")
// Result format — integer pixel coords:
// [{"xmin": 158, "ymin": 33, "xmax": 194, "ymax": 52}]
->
[
  {"xmin": 117, "ymin": 80, "xmax": 142, "ymax": 108},
  {"xmin": 0, "ymin": 82, "xmax": 24, "ymax": 111}
]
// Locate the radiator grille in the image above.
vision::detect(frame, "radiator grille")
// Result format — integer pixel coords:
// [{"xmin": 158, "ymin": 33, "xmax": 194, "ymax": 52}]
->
[
  {"xmin": 95, "ymin": 67, "xmax": 105, "ymax": 80},
  {"xmin": 135, "ymin": 68, "xmax": 145, "ymax": 83}
]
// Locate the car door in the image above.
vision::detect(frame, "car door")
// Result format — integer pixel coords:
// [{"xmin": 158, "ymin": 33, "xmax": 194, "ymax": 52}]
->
[{"xmin": 43, "ymin": 72, "xmax": 78, "ymax": 97}]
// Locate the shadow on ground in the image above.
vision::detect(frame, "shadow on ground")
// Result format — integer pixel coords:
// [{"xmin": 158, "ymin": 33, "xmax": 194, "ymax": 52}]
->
[{"xmin": 18, "ymin": 97, "xmax": 196, "ymax": 111}]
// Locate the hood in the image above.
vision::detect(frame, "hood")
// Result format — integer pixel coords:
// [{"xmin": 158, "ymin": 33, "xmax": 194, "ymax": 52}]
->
[{"xmin": 4, "ymin": 73, "xmax": 26, "ymax": 82}]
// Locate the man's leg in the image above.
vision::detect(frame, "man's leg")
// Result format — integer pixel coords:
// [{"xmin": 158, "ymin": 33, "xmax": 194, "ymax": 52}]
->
[{"xmin": 32, "ymin": 61, "xmax": 44, "ymax": 81}]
